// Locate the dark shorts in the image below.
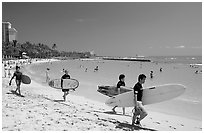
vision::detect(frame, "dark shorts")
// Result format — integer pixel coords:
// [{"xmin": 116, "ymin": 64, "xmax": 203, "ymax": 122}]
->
[
  {"xmin": 62, "ymin": 89, "xmax": 69, "ymax": 92},
  {"xmin": 15, "ymin": 80, "xmax": 21, "ymax": 86}
]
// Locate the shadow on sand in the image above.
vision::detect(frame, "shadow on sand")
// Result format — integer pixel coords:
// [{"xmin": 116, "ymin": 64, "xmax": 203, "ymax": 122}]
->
[
  {"xmin": 103, "ymin": 111, "xmax": 132, "ymax": 117},
  {"xmin": 6, "ymin": 90, "xmax": 25, "ymax": 97},
  {"xmin": 116, "ymin": 122, "xmax": 157, "ymax": 131},
  {"xmin": 93, "ymin": 110, "xmax": 156, "ymax": 131},
  {"xmin": 33, "ymin": 95, "xmax": 157, "ymax": 131},
  {"xmin": 41, "ymin": 96, "xmax": 73, "ymax": 107}
]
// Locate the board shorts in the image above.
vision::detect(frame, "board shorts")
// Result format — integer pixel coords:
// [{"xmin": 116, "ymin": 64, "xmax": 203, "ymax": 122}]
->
[
  {"xmin": 134, "ymin": 101, "xmax": 148, "ymax": 116},
  {"xmin": 62, "ymin": 89, "xmax": 69, "ymax": 92},
  {"xmin": 15, "ymin": 79, "xmax": 21, "ymax": 86}
]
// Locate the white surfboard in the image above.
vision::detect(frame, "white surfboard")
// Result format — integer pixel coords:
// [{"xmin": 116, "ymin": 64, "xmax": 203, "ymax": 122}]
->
[
  {"xmin": 105, "ymin": 84, "xmax": 186, "ymax": 107},
  {"xmin": 48, "ymin": 79, "xmax": 79, "ymax": 90}
]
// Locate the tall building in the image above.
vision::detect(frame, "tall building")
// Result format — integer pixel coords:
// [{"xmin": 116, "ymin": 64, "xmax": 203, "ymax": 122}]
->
[
  {"xmin": 9, "ymin": 28, "xmax": 18, "ymax": 42},
  {"xmin": 2, "ymin": 22, "xmax": 17, "ymax": 43},
  {"xmin": 2, "ymin": 22, "xmax": 11, "ymax": 43}
]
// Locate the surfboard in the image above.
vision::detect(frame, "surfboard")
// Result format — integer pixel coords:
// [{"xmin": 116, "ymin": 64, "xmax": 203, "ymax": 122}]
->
[
  {"xmin": 21, "ymin": 74, "xmax": 31, "ymax": 84},
  {"xmin": 97, "ymin": 86, "xmax": 132, "ymax": 97},
  {"xmin": 105, "ymin": 84, "xmax": 186, "ymax": 107},
  {"xmin": 48, "ymin": 79, "xmax": 79, "ymax": 90}
]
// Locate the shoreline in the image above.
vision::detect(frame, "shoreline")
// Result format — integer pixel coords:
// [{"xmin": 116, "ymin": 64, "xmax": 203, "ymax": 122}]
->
[
  {"xmin": 2, "ymin": 58, "xmax": 202, "ymax": 131},
  {"xmin": 22, "ymin": 59, "xmax": 202, "ymax": 121}
]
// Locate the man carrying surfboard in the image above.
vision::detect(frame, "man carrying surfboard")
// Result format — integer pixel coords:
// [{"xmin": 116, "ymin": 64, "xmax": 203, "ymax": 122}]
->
[
  {"xmin": 132, "ymin": 74, "xmax": 148, "ymax": 126},
  {"xmin": 61, "ymin": 70, "xmax": 71, "ymax": 102},
  {"xmin": 112, "ymin": 74, "xmax": 126, "ymax": 115},
  {"xmin": 9, "ymin": 66, "xmax": 23, "ymax": 96}
]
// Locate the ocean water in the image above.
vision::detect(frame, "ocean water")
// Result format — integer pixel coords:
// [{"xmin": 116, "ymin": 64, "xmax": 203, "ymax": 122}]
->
[
  {"xmin": 149, "ymin": 56, "xmax": 202, "ymax": 64},
  {"xmin": 25, "ymin": 56, "xmax": 202, "ymax": 121}
]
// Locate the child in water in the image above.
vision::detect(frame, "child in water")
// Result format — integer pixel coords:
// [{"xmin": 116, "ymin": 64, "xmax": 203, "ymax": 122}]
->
[{"xmin": 9, "ymin": 66, "xmax": 23, "ymax": 95}]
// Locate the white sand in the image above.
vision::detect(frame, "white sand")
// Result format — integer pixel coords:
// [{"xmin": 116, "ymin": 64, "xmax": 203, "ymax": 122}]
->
[
  {"xmin": 2, "ymin": 59, "xmax": 202, "ymax": 131},
  {"xmin": 2, "ymin": 79, "xmax": 202, "ymax": 131}
]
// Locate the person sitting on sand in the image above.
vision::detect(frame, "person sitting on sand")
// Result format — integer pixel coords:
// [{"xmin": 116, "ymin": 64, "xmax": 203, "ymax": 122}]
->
[
  {"xmin": 61, "ymin": 70, "xmax": 71, "ymax": 102},
  {"xmin": 9, "ymin": 66, "xmax": 23, "ymax": 95},
  {"xmin": 112, "ymin": 74, "xmax": 126, "ymax": 115},
  {"xmin": 132, "ymin": 74, "xmax": 148, "ymax": 125}
]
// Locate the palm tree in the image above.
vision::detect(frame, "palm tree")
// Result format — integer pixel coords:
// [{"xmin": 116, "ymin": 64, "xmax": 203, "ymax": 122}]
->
[{"xmin": 13, "ymin": 40, "xmax": 17, "ymax": 47}]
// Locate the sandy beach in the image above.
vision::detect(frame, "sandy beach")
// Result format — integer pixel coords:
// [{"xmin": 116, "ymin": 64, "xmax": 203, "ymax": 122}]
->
[{"xmin": 2, "ymin": 58, "xmax": 202, "ymax": 131}]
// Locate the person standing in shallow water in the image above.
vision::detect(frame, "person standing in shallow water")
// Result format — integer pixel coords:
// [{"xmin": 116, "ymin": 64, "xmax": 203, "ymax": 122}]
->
[
  {"xmin": 160, "ymin": 68, "xmax": 163, "ymax": 72},
  {"xmin": 61, "ymin": 70, "xmax": 71, "ymax": 102},
  {"xmin": 112, "ymin": 74, "xmax": 126, "ymax": 115},
  {"xmin": 9, "ymin": 66, "xmax": 23, "ymax": 95},
  {"xmin": 150, "ymin": 71, "xmax": 153, "ymax": 79},
  {"xmin": 45, "ymin": 68, "xmax": 50, "ymax": 83}
]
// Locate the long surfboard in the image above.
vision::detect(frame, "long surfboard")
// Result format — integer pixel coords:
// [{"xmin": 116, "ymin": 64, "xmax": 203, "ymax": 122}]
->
[
  {"xmin": 48, "ymin": 79, "xmax": 79, "ymax": 90},
  {"xmin": 97, "ymin": 86, "xmax": 132, "ymax": 97},
  {"xmin": 105, "ymin": 84, "xmax": 186, "ymax": 107}
]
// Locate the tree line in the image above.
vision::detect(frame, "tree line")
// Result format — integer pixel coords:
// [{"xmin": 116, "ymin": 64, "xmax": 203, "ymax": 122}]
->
[{"xmin": 2, "ymin": 41, "xmax": 94, "ymax": 59}]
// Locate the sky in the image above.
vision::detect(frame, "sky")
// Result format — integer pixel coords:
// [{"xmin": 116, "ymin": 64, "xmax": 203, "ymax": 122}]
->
[{"xmin": 2, "ymin": 2, "xmax": 202, "ymax": 56}]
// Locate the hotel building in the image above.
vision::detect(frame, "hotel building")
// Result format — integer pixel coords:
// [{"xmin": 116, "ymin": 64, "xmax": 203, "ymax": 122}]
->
[{"xmin": 2, "ymin": 22, "xmax": 17, "ymax": 43}]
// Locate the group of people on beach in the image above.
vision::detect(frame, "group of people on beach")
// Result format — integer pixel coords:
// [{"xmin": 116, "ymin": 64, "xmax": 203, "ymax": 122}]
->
[
  {"xmin": 6, "ymin": 58, "xmax": 167, "ymax": 128},
  {"xmin": 8, "ymin": 61, "xmax": 147, "ymax": 126},
  {"xmin": 113, "ymin": 73, "xmax": 148, "ymax": 126}
]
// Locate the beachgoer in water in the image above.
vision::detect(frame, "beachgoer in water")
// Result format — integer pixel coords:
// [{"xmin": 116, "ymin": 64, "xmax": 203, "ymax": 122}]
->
[
  {"xmin": 94, "ymin": 66, "xmax": 99, "ymax": 72},
  {"xmin": 160, "ymin": 68, "xmax": 163, "ymax": 72},
  {"xmin": 150, "ymin": 71, "xmax": 153, "ymax": 79},
  {"xmin": 61, "ymin": 70, "xmax": 70, "ymax": 102},
  {"xmin": 85, "ymin": 68, "xmax": 88, "ymax": 72},
  {"xmin": 112, "ymin": 74, "xmax": 126, "ymax": 115},
  {"xmin": 132, "ymin": 74, "xmax": 148, "ymax": 125},
  {"xmin": 45, "ymin": 68, "xmax": 50, "ymax": 83},
  {"xmin": 9, "ymin": 66, "xmax": 23, "ymax": 95}
]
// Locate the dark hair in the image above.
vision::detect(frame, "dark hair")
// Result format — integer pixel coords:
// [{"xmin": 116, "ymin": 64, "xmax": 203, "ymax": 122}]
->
[
  {"xmin": 119, "ymin": 74, "xmax": 125, "ymax": 80},
  {"xmin": 16, "ymin": 66, "xmax": 20, "ymax": 69},
  {"xmin": 138, "ymin": 74, "xmax": 146, "ymax": 81}
]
